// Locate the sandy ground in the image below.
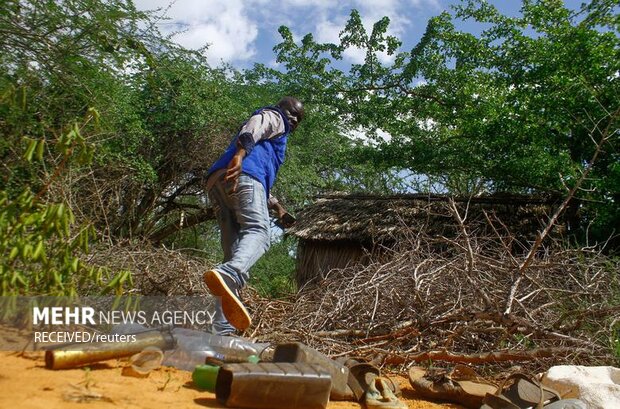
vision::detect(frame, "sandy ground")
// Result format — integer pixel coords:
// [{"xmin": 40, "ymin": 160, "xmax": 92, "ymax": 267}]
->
[{"xmin": 0, "ymin": 351, "xmax": 464, "ymax": 409}]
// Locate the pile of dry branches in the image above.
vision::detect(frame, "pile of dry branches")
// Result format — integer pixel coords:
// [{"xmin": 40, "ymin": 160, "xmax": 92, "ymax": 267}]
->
[
  {"xmin": 84, "ymin": 209, "xmax": 619, "ymax": 373},
  {"xmin": 248, "ymin": 204, "xmax": 620, "ymax": 372},
  {"xmin": 85, "ymin": 240, "xmax": 211, "ymax": 296}
]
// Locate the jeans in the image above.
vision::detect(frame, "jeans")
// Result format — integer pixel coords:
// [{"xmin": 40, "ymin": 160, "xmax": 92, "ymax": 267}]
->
[{"xmin": 207, "ymin": 174, "xmax": 271, "ymax": 334}]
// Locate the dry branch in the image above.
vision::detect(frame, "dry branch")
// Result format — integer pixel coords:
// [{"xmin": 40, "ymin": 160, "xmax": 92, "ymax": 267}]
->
[
  {"xmin": 79, "ymin": 202, "xmax": 619, "ymax": 375},
  {"xmin": 505, "ymin": 106, "xmax": 620, "ymax": 314},
  {"xmin": 384, "ymin": 347, "xmax": 590, "ymax": 365},
  {"xmin": 250, "ymin": 205, "xmax": 620, "ymax": 372}
]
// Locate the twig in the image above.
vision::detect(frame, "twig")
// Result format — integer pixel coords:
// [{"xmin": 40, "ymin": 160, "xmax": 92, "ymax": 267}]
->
[
  {"xmin": 384, "ymin": 347, "xmax": 590, "ymax": 365},
  {"xmin": 505, "ymin": 107, "xmax": 620, "ymax": 314}
]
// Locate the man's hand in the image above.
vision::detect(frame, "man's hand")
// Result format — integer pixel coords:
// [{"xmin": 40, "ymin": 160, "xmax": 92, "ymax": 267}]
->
[
  {"xmin": 225, "ymin": 148, "xmax": 246, "ymax": 192},
  {"xmin": 278, "ymin": 211, "xmax": 297, "ymax": 229},
  {"xmin": 271, "ymin": 202, "xmax": 296, "ymax": 229}
]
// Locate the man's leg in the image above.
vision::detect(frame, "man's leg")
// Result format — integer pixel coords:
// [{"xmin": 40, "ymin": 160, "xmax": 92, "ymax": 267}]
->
[
  {"xmin": 211, "ymin": 298, "xmax": 236, "ymax": 335},
  {"xmin": 208, "ymin": 183, "xmax": 239, "ymax": 335},
  {"xmin": 219, "ymin": 175, "xmax": 271, "ymax": 286},
  {"xmin": 204, "ymin": 175, "xmax": 270, "ymax": 331}
]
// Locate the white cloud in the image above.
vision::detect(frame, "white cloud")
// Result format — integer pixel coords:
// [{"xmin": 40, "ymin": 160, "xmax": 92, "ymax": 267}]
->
[
  {"xmin": 347, "ymin": 126, "xmax": 393, "ymax": 146},
  {"xmin": 267, "ymin": 58, "xmax": 281, "ymax": 68},
  {"xmin": 133, "ymin": 0, "xmax": 444, "ymax": 65},
  {"xmin": 134, "ymin": 0, "xmax": 258, "ymax": 63},
  {"xmin": 256, "ymin": 0, "xmax": 334, "ymax": 6},
  {"xmin": 344, "ymin": 47, "xmax": 368, "ymax": 65},
  {"xmin": 409, "ymin": 0, "xmax": 441, "ymax": 9},
  {"xmin": 315, "ymin": 18, "xmax": 342, "ymax": 44},
  {"xmin": 376, "ymin": 128, "xmax": 392, "ymax": 143}
]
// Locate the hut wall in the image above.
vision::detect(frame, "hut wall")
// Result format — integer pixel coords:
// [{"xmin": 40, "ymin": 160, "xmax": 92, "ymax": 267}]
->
[
  {"xmin": 291, "ymin": 194, "xmax": 565, "ymax": 288},
  {"xmin": 295, "ymin": 239, "xmax": 368, "ymax": 288}
]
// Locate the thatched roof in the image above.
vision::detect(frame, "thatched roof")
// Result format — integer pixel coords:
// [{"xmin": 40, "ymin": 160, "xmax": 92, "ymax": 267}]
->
[{"xmin": 288, "ymin": 193, "xmax": 559, "ymax": 242}]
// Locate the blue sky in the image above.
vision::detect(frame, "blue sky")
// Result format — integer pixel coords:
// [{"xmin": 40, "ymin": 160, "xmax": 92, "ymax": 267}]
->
[{"xmin": 134, "ymin": 0, "xmax": 584, "ymax": 69}]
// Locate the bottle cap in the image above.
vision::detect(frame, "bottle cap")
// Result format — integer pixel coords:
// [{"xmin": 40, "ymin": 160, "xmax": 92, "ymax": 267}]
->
[
  {"xmin": 192, "ymin": 364, "xmax": 220, "ymax": 392},
  {"xmin": 247, "ymin": 354, "xmax": 260, "ymax": 363}
]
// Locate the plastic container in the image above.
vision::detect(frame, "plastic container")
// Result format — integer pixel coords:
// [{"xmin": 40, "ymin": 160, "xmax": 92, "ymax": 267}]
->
[
  {"xmin": 216, "ymin": 362, "xmax": 332, "ymax": 409},
  {"xmin": 161, "ymin": 327, "xmax": 268, "ymax": 371},
  {"xmin": 193, "ymin": 353, "xmax": 261, "ymax": 392},
  {"xmin": 273, "ymin": 342, "xmax": 352, "ymax": 400}
]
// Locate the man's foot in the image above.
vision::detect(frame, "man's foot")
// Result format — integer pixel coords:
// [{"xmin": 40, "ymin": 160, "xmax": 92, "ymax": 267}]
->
[{"xmin": 204, "ymin": 270, "xmax": 251, "ymax": 331}]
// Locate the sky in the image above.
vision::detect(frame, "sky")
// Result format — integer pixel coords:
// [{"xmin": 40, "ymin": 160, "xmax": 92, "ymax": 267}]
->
[{"xmin": 134, "ymin": 0, "xmax": 584, "ymax": 69}]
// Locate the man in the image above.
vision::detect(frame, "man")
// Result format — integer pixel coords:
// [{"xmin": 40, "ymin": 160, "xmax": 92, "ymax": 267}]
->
[{"xmin": 204, "ymin": 96, "xmax": 304, "ymax": 335}]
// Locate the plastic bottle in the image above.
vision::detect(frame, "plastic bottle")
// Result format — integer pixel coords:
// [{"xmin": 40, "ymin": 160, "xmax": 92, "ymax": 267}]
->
[{"xmin": 161, "ymin": 327, "xmax": 268, "ymax": 371}]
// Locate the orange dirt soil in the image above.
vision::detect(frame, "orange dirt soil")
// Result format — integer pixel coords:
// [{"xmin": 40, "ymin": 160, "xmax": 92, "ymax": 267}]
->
[{"xmin": 0, "ymin": 351, "xmax": 464, "ymax": 409}]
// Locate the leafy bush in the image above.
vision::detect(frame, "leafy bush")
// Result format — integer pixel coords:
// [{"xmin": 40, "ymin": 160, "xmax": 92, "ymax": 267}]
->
[
  {"xmin": 0, "ymin": 83, "xmax": 130, "ymax": 296},
  {"xmin": 249, "ymin": 237, "xmax": 297, "ymax": 298},
  {"xmin": 0, "ymin": 188, "xmax": 130, "ymax": 296}
]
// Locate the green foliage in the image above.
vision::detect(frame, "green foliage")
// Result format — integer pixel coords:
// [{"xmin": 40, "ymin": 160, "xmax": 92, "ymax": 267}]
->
[
  {"xmin": 259, "ymin": 1, "xmax": 620, "ymax": 247},
  {"xmin": 2, "ymin": 0, "xmax": 618, "ymax": 302},
  {"xmin": 1, "ymin": 0, "xmax": 404, "ymax": 249},
  {"xmin": 249, "ymin": 237, "xmax": 297, "ymax": 299},
  {"xmin": 1, "ymin": 189, "xmax": 94, "ymax": 295},
  {"xmin": 0, "ymin": 126, "xmax": 130, "ymax": 296},
  {"xmin": 1, "ymin": 0, "xmax": 257, "ymax": 242}
]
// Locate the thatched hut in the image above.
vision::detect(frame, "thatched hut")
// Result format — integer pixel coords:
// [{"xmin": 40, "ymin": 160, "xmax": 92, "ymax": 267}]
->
[{"xmin": 288, "ymin": 193, "xmax": 562, "ymax": 287}]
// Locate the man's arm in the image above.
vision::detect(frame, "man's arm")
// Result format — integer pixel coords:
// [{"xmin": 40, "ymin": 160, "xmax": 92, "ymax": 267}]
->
[
  {"xmin": 268, "ymin": 195, "xmax": 296, "ymax": 229},
  {"xmin": 224, "ymin": 146, "xmax": 246, "ymax": 192}
]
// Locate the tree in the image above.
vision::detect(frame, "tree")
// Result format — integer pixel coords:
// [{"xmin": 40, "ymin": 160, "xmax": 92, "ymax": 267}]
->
[
  {"xmin": 257, "ymin": 1, "xmax": 620, "ymax": 245},
  {"xmin": 1, "ymin": 0, "xmax": 276, "ymax": 243}
]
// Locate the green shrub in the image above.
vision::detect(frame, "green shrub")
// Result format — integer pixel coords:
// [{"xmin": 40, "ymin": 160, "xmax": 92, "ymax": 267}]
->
[
  {"xmin": 0, "ymin": 92, "xmax": 130, "ymax": 296},
  {"xmin": 249, "ymin": 237, "xmax": 297, "ymax": 299}
]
